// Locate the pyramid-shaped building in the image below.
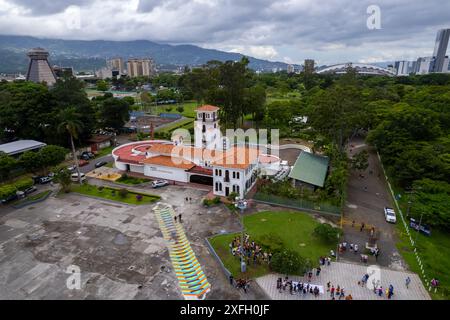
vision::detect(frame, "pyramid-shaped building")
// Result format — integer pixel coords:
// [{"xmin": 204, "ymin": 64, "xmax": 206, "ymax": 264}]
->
[{"xmin": 26, "ymin": 48, "xmax": 57, "ymax": 86}]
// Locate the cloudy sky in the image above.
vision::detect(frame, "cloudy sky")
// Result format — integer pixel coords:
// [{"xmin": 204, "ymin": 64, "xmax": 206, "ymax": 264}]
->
[{"xmin": 0, "ymin": 0, "xmax": 449, "ymax": 65}]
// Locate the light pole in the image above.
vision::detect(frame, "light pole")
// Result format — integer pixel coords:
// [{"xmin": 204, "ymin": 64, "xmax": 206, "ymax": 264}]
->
[{"xmin": 235, "ymin": 197, "xmax": 248, "ymax": 273}]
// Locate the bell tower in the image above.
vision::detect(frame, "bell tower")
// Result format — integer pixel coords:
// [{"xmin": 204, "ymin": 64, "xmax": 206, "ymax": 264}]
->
[{"xmin": 194, "ymin": 105, "xmax": 222, "ymax": 150}]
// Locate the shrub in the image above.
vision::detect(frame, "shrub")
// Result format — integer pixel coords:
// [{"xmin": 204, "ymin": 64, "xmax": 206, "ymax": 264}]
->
[
  {"xmin": 228, "ymin": 192, "xmax": 239, "ymax": 202},
  {"xmin": 0, "ymin": 184, "xmax": 17, "ymax": 199},
  {"xmin": 118, "ymin": 188, "xmax": 128, "ymax": 198},
  {"xmin": 14, "ymin": 178, "xmax": 33, "ymax": 191},
  {"xmin": 270, "ymin": 249, "xmax": 310, "ymax": 275},
  {"xmin": 176, "ymin": 106, "xmax": 184, "ymax": 113},
  {"xmin": 136, "ymin": 194, "xmax": 143, "ymax": 202},
  {"xmin": 213, "ymin": 196, "xmax": 221, "ymax": 204},
  {"xmin": 314, "ymin": 223, "xmax": 342, "ymax": 243},
  {"xmin": 98, "ymin": 186, "xmax": 104, "ymax": 192}
]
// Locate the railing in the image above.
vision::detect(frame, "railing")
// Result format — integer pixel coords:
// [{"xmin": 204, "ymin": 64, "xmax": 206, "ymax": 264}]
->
[{"xmin": 253, "ymin": 192, "xmax": 341, "ymax": 216}]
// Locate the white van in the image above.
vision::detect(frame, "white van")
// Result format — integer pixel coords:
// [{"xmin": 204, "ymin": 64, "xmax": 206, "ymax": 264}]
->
[{"xmin": 71, "ymin": 173, "xmax": 86, "ymax": 183}]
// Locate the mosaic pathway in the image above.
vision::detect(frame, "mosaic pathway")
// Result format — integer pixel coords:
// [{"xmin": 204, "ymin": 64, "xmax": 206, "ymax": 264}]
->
[{"xmin": 153, "ymin": 204, "xmax": 211, "ymax": 300}]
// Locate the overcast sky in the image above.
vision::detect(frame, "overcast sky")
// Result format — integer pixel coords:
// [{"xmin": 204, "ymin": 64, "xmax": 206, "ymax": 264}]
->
[{"xmin": 0, "ymin": 0, "xmax": 449, "ymax": 65}]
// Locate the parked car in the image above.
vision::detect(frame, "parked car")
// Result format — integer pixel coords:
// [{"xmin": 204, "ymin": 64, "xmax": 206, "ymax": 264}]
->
[
  {"xmin": 67, "ymin": 165, "xmax": 76, "ymax": 172},
  {"xmin": 71, "ymin": 173, "xmax": 86, "ymax": 183},
  {"xmin": 95, "ymin": 161, "xmax": 108, "ymax": 168},
  {"xmin": 24, "ymin": 186, "xmax": 38, "ymax": 195},
  {"xmin": 152, "ymin": 180, "xmax": 169, "ymax": 189},
  {"xmin": 384, "ymin": 207, "xmax": 397, "ymax": 224},
  {"xmin": 39, "ymin": 176, "xmax": 53, "ymax": 184},
  {"xmin": 78, "ymin": 160, "xmax": 89, "ymax": 167},
  {"xmin": 1, "ymin": 193, "xmax": 18, "ymax": 204}
]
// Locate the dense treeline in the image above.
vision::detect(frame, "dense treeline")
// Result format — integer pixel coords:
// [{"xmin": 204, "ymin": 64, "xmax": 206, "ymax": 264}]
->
[{"xmin": 0, "ymin": 76, "xmax": 132, "ymax": 146}]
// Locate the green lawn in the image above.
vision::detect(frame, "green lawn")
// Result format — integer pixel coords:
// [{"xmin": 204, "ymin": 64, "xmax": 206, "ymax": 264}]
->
[
  {"xmin": 393, "ymin": 187, "xmax": 450, "ymax": 300},
  {"xmin": 156, "ymin": 118, "xmax": 194, "ymax": 133},
  {"xmin": 144, "ymin": 101, "xmax": 199, "ymax": 118},
  {"xmin": 209, "ymin": 211, "xmax": 333, "ymax": 279},
  {"xmin": 116, "ymin": 175, "xmax": 151, "ymax": 185},
  {"xmin": 71, "ymin": 183, "xmax": 160, "ymax": 205}
]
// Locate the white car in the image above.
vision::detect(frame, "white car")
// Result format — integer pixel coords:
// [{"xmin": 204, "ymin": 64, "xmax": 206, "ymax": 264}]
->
[
  {"xmin": 384, "ymin": 207, "xmax": 397, "ymax": 224},
  {"xmin": 151, "ymin": 180, "xmax": 169, "ymax": 189},
  {"xmin": 71, "ymin": 173, "xmax": 86, "ymax": 183}
]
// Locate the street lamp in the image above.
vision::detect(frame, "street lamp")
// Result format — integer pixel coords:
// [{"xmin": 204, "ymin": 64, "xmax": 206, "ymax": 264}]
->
[{"xmin": 235, "ymin": 197, "xmax": 248, "ymax": 273}]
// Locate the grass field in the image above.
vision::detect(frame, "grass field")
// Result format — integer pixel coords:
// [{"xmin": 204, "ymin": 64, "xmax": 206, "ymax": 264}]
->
[
  {"xmin": 209, "ymin": 211, "xmax": 333, "ymax": 279},
  {"xmin": 143, "ymin": 101, "xmax": 199, "ymax": 118},
  {"xmin": 156, "ymin": 118, "xmax": 195, "ymax": 133},
  {"xmin": 71, "ymin": 183, "xmax": 160, "ymax": 205},
  {"xmin": 95, "ymin": 146, "xmax": 115, "ymax": 158},
  {"xmin": 393, "ymin": 187, "xmax": 450, "ymax": 300}
]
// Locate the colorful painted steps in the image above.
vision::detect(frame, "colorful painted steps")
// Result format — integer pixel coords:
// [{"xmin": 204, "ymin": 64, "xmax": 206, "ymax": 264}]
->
[{"xmin": 154, "ymin": 204, "xmax": 211, "ymax": 300}]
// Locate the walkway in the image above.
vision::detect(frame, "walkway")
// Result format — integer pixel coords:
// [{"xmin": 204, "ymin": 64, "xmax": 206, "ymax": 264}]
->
[
  {"xmin": 256, "ymin": 261, "xmax": 430, "ymax": 300},
  {"xmin": 153, "ymin": 203, "xmax": 211, "ymax": 300}
]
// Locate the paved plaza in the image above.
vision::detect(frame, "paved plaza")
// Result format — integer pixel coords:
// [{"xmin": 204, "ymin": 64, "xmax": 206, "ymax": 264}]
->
[
  {"xmin": 256, "ymin": 261, "xmax": 431, "ymax": 300},
  {"xmin": 0, "ymin": 183, "xmax": 268, "ymax": 300}
]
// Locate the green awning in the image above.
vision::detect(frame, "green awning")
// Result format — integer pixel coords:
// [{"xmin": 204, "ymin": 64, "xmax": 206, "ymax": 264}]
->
[{"xmin": 289, "ymin": 152, "xmax": 329, "ymax": 187}]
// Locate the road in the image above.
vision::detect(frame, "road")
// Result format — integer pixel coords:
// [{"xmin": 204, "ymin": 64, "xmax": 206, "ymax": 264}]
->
[
  {"xmin": 341, "ymin": 137, "xmax": 407, "ymax": 270},
  {"xmin": 79, "ymin": 155, "xmax": 114, "ymax": 174}
]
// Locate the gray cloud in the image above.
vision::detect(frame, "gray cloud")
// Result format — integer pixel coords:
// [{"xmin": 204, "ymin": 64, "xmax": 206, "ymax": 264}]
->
[
  {"xmin": 1, "ymin": 0, "xmax": 449, "ymax": 64},
  {"xmin": 7, "ymin": 0, "xmax": 90, "ymax": 15}
]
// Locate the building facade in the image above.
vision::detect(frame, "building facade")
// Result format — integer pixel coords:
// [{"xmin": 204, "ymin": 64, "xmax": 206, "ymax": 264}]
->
[
  {"xmin": 304, "ymin": 59, "xmax": 315, "ymax": 74},
  {"xmin": 112, "ymin": 105, "xmax": 267, "ymax": 198},
  {"xmin": 432, "ymin": 29, "xmax": 450, "ymax": 73},
  {"xmin": 127, "ymin": 58, "xmax": 156, "ymax": 77},
  {"xmin": 108, "ymin": 57, "xmax": 125, "ymax": 74}
]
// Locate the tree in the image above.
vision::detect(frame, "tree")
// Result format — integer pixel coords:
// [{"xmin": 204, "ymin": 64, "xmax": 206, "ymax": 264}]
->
[
  {"xmin": 19, "ymin": 151, "xmax": 43, "ymax": 174},
  {"xmin": 96, "ymin": 97, "xmax": 131, "ymax": 130},
  {"xmin": 351, "ymin": 150, "xmax": 369, "ymax": 171},
  {"xmin": 314, "ymin": 223, "xmax": 342, "ymax": 243},
  {"xmin": 54, "ymin": 166, "xmax": 72, "ymax": 193},
  {"xmin": 57, "ymin": 107, "xmax": 84, "ymax": 184},
  {"xmin": 0, "ymin": 152, "xmax": 17, "ymax": 182},
  {"xmin": 96, "ymin": 80, "xmax": 109, "ymax": 92},
  {"xmin": 270, "ymin": 249, "xmax": 309, "ymax": 275}
]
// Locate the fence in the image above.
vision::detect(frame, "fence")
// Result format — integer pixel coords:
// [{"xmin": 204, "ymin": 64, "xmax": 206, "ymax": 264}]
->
[
  {"xmin": 159, "ymin": 113, "xmax": 182, "ymax": 120},
  {"xmin": 204, "ymin": 237, "xmax": 234, "ymax": 286},
  {"xmin": 253, "ymin": 192, "xmax": 342, "ymax": 216}
]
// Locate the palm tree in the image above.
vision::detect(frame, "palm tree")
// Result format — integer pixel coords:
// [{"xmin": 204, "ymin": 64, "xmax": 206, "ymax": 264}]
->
[{"xmin": 57, "ymin": 107, "xmax": 84, "ymax": 185}]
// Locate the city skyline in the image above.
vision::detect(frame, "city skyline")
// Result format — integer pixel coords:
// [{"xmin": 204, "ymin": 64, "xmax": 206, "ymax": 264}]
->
[{"xmin": 0, "ymin": 0, "xmax": 449, "ymax": 66}]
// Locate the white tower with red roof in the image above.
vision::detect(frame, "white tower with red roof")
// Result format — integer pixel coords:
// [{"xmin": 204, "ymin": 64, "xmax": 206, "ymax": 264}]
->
[{"xmin": 194, "ymin": 105, "xmax": 222, "ymax": 150}]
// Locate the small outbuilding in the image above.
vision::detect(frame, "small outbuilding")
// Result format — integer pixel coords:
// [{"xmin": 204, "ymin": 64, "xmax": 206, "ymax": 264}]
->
[{"xmin": 289, "ymin": 151, "xmax": 330, "ymax": 190}]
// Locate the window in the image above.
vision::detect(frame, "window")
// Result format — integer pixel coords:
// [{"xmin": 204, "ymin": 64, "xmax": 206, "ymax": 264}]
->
[
  {"xmin": 232, "ymin": 172, "xmax": 236, "ymax": 179},
  {"xmin": 236, "ymin": 172, "xmax": 240, "ymax": 179}
]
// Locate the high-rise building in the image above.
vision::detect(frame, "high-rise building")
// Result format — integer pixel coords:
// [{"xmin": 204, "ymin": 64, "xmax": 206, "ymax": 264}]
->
[
  {"xmin": 126, "ymin": 58, "xmax": 156, "ymax": 78},
  {"xmin": 107, "ymin": 57, "xmax": 125, "ymax": 74},
  {"xmin": 304, "ymin": 59, "xmax": 315, "ymax": 74},
  {"xmin": 26, "ymin": 48, "xmax": 57, "ymax": 86},
  {"xmin": 416, "ymin": 57, "xmax": 434, "ymax": 75},
  {"xmin": 287, "ymin": 64, "xmax": 295, "ymax": 74},
  {"xmin": 431, "ymin": 29, "xmax": 450, "ymax": 73}
]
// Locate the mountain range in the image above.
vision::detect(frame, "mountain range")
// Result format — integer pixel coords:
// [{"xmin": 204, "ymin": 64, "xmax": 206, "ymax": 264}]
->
[{"xmin": 0, "ymin": 35, "xmax": 295, "ymax": 74}]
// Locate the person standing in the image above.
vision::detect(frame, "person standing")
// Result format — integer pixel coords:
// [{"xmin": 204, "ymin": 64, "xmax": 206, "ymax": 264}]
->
[
  {"xmin": 405, "ymin": 277, "xmax": 411, "ymax": 289},
  {"xmin": 330, "ymin": 285, "xmax": 335, "ymax": 298},
  {"xmin": 178, "ymin": 213, "xmax": 182, "ymax": 223}
]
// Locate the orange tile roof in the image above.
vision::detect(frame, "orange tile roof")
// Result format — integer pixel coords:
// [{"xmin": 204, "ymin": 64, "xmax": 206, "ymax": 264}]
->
[
  {"xmin": 142, "ymin": 156, "xmax": 196, "ymax": 170},
  {"xmin": 196, "ymin": 105, "xmax": 220, "ymax": 112},
  {"xmin": 212, "ymin": 146, "xmax": 260, "ymax": 169}
]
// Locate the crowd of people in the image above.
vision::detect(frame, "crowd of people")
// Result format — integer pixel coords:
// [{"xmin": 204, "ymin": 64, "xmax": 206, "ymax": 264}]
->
[
  {"xmin": 277, "ymin": 277, "xmax": 321, "ymax": 298},
  {"xmin": 229, "ymin": 234, "xmax": 273, "ymax": 266}
]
